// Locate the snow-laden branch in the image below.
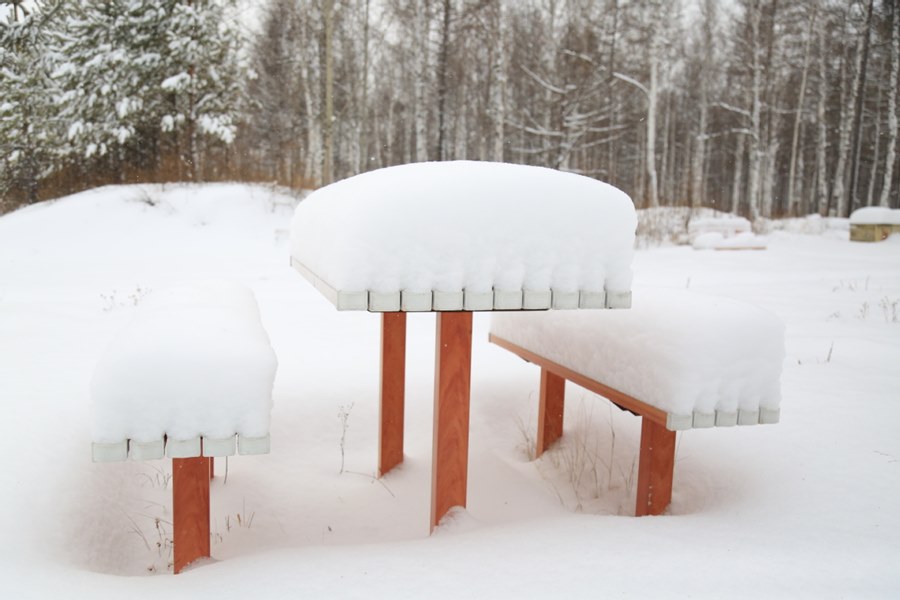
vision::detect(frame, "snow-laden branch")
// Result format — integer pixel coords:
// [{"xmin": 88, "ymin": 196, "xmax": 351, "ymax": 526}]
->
[
  {"xmin": 521, "ymin": 65, "xmax": 567, "ymax": 95},
  {"xmin": 712, "ymin": 101, "xmax": 751, "ymax": 119},
  {"xmin": 611, "ymin": 72, "xmax": 648, "ymax": 97}
]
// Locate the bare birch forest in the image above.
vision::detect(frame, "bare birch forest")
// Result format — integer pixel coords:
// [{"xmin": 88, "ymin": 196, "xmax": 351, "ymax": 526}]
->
[{"xmin": 2, "ymin": 0, "xmax": 899, "ymax": 218}]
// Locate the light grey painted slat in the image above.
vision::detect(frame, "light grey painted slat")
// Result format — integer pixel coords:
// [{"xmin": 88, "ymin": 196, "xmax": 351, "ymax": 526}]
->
[
  {"xmin": 493, "ymin": 289, "xmax": 523, "ymax": 310},
  {"xmin": 738, "ymin": 409, "xmax": 760, "ymax": 426},
  {"xmin": 203, "ymin": 435, "xmax": 236, "ymax": 457},
  {"xmin": 523, "ymin": 289, "xmax": 551, "ymax": 310},
  {"xmin": 335, "ymin": 291, "xmax": 368, "ymax": 311},
  {"xmin": 715, "ymin": 411, "xmax": 738, "ymax": 427},
  {"xmin": 464, "ymin": 290, "xmax": 494, "ymax": 311},
  {"xmin": 92, "ymin": 441, "xmax": 128, "ymax": 463},
  {"xmin": 292, "ymin": 257, "xmax": 368, "ymax": 310},
  {"xmin": 166, "ymin": 437, "xmax": 202, "ymax": 458},
  {"xmin": 606, "ymin": 290, "xmax": 632, "ymax": 309},
  {"xmin": 692, "ymin": 412, "xmax": 716, "ymax": 428},
  {"xmin": 578, "ymin": 290, "xmax": 607, "ymax": 309},
  {"xmin": 758, "ymin": 407, "xmax": 780, "ymax": 424},
  {"xmin": 130, "ymin": 439, "xmax": 165, "ymax": 460},
  {"xmin": 401, "ymin": 291, "xmax": 433, "ymax": 312},
  {"xmin": 551, "ymin": 290, "xmax": 580, "ymax": 309},
  {"xmin": 666, "ymin": 413, "xmax": 693, "ymax": 431},
  {"xmin": 433, "ymin": 291, "xmax": 464, "ymax": 311},
  {"xmin": 368, "ymin": 292, "xmax": 401, "ymax": 312}
]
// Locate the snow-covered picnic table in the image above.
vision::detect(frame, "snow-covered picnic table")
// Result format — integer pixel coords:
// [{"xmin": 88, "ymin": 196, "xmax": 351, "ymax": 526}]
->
[{"xmin": 290, "ymin": 161, "xmax": 636, "ymax": 529}]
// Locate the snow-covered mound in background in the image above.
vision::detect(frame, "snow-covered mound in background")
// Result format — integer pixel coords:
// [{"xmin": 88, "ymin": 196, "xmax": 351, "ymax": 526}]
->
[
  {"xmin": 291, "ymin": 161, "xmax": 637, "ymax": 298},
  {"xmin": 0, "ymin": 183, "xmax": 301, "ymax": 263},
  {"xmin": 692, "ymin": 231, "xmax": 768, "ymax": 250}
]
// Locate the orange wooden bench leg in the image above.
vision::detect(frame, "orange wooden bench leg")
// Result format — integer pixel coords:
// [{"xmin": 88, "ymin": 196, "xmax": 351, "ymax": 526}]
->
[
  {"xmin": 431, "ymin": 312, "xmax": 473, "ymax": 532},
  {"xmin": 379, "ymin": 312, "xmax": 407, "ymax": 476},
  {"xmin": 173, "ymin": 456, "xmax": 211, "ymax": 574},
  {"xmin": 635, "ymin": 418, "xmax": 676, "ymax": 516},
  {"xmin": 536, "ymin": 368, "xmax": 565, "ymax": 457}
]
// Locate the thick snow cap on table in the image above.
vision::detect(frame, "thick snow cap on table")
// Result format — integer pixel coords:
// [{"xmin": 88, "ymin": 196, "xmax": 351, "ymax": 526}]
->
[
  {"xmin": 91, "ymin": 280, "xmax": 277, "ymax": 459},
  {"xmin": 490, "ymin": 289, "xmax": 784, "ymax": 429},
  {"xmin": 290, "ymin": 161, "xmax": 636, "ymax": 311}
]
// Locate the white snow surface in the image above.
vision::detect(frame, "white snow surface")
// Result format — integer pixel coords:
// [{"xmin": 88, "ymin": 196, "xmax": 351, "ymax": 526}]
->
[
  {"xmin": 687, "ymin": 215, "xmax": 751, "ymax": 239},
  {"xmin": 91, "ymin": 279, "xmax": 277, "ymax": 444},
  {"xmin": 290, "ymin": 161, "xmax": 636, "ymax": 298},
  {"xmin": 849, "ymin": 206, "xmax": 900, "ymax": 225},
  {"xmin": 490, "ymin": 289, "xmax": 784, "ymax": 418},
  {"xmin": 692, "ymin": 231, "xmax": 768, "ymax": 250},
  {"xmin": 1, "ymin": 186, "xmax": 899, "ymax": 597}
]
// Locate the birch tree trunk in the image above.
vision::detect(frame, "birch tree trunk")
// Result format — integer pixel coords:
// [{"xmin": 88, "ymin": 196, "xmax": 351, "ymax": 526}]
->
[
  {"xmin": 866, "ymin": 57, "xmax": 886, "ymax": 207},
  {"xmin": 787, "ymin": 5, "xmax": 816, "ymax": 217},
  {"xmin": 302, "ymin": 10, "xmax": 322, "ymax": 185},
  {"xmin": 436, "ymin": 0, "xmax": 451, "ymax": 161},
  {"xmin": 659, "ymin": 93, "xmax": 671, "ymax": 203},
  {"xmin": 645, "ymin": 50, "xmax": 660, "ymax": 208},
  {"xmin": 490, "ymin": 0, "xmax": 507, "ymax": 162},
  {"xmin": 833, "ymin": 13, "xmax": 865, "ymax": 217},
  {"xmin": 732, "ymin": 134, "xmax": 746, "ymax": 214},
  {"xmin": 879, "ymin": 2, "xmax": 899, "ymax": 208},
  {"xmin": 414, "ymin": 0, "xmax": 431, "ymax": 162},
  {"xmin": 355, "ymin": 0, "xmax": 370, "ymax": 174},
  {"xmin": 847, "ymin": 0, "xmax": 875, "ymax": 214},
  {"xmin": 816, "ymin": 18, "xmax": 829, "ymax": 216},
  {"xmin": 690, "ymin": 0, "xmax": 715, "ymax": 210},
  {"xmin": 746, "ymin": 1, "xmax": 763, "ymax": 221},
  {"xmin": 322, "ymin": 0, "xmax": 335, "ymax": 185}
]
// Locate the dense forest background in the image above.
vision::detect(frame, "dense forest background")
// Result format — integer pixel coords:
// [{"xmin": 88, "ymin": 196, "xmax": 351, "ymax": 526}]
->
[{"xmin": 1, "ymin": 0, "xmax": 898, "ymax": 219}]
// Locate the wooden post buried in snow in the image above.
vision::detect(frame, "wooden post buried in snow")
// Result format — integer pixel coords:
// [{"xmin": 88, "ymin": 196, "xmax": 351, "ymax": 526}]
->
[
  {"xmin": 173, "ymin": 456, "xmax": 211, "ymax": 574},
  {"xmin": 379, "ymin": 312, "xmax": 407, "ymax": 476},
  {"xmin": 537, "ymin": 368, "xmax": 565, "ymax": 456},
  {"xmin": 635, "ymin": 419, "xmax": 676, "ymax": 516},
  {"xmin": 430, "ymin": 312, "xmax": 473, "ymax": 531},
  {"xmin": 491, "ymin": 333, "xmax": 680, "ymax": 517}
]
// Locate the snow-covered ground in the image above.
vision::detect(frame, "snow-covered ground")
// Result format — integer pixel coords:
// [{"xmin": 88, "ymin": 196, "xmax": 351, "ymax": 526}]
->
[{"xmin": 0, "ymin": 184, "xmax": 898, "ymax": 598}]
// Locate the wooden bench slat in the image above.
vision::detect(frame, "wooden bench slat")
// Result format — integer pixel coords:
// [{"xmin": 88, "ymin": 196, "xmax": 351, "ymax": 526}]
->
[{"xmin": 489, "ymin": 332, "xmax": 670, "ymax": 429}]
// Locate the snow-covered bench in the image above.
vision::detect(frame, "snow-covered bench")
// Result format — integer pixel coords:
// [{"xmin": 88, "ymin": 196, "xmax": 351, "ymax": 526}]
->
[
  {"xmin": 688, "ymin": 216, "xmax": 751, "ymax": 239},
  {"xmin": 90, "ymin": 280, "xmax": 277, "ymax": 573},
  {"xmin": 849, "ymin": 206, "xmax": 900, "ymax": 242},
  {"xmin": 489, "ymin": 289, "xmax": 784, "ymax": 516},
  {"xmin": 688, "ymin": 216, "xmax": 767, "ymax": 250}
]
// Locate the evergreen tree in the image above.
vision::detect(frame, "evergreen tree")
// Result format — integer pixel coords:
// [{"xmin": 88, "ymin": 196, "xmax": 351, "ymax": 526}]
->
[
  {"xmin": 0, "ymin": 2, "xmax": 66, "ymax": 206},
  {"xmin": 54, "ymin": 1, "xmax": 168, "ymax": 170},
  {"xmin": 53, "ymin": 0, "xmax": 243, "ymax": 182},
  {"xmin": 161, "ymin": 0, "xmax": 243, "ymax": 180}
]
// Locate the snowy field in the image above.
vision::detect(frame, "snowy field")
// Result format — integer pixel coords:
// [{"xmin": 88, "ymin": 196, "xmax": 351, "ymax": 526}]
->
[{"xmin": 0, "ymin": 184, "xmax": 898, "ymax": 598}]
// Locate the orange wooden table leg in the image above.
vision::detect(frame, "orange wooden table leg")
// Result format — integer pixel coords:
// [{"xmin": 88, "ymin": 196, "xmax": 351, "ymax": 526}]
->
[
  {"xmin": 173, "ymin": 456, "xmax": 211, "ymax": 573},
  {"xmin": 635, "ymin": 418, "xmax": 676, "ymax": 516},
  {"xmin": 431, "ymin": 311, "xmax": 473, "ymax": 532},
  {"xmin": 536, "ymin": 368, "xmax": 565, "ymax": 457},
  {"xmin": 379, "ymin": 312, "xmax": 407, "ymax": 476}
]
